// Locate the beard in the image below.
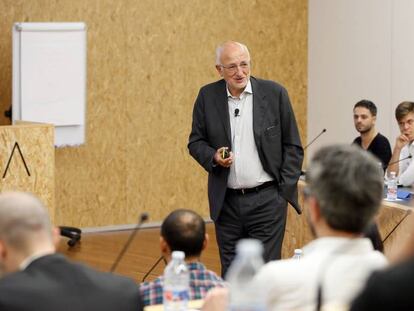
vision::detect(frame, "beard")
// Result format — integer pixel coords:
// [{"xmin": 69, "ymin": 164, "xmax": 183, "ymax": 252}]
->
[{"xmin": 356, "ymin": 125, "xmax": 373, "ymax": 134}]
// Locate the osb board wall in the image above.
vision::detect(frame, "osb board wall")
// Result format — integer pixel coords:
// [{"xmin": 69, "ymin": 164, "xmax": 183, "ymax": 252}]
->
[
  {"xmin": 0, "ymin": 0, "xmax": 307, "ymax": 227},
  {"xmin": 0, "ymin": 123, "xmax": 55, "ymax": 222}
]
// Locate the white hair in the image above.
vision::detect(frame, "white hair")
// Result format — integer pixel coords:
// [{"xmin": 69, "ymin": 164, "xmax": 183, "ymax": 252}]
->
[{"xmin": 215, "ymin": 41, "xmax": 250, "ymax": 65}]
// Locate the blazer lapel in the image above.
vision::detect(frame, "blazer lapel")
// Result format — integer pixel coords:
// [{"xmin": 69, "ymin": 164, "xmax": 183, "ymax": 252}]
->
[
  {"xmin": 214, "ymin": 82, "xmax": 231, "ymax": 145},
  {"xmin": 251, "ymin": 77, "xmax": 267, "ymax": 140}
]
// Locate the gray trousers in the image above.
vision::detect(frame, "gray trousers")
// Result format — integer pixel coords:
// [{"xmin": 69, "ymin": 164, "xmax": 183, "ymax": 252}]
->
[{"xmin": 214, "ymin": 184, "xmax": 288, "ymax": 278}]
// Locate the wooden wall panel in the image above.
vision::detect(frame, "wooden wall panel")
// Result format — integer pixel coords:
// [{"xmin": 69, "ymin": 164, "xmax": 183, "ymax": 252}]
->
[
  {"xmin": 125, "ymin": 0, "xmax": 308, "ymax": 223},
  {"xmin": 0, "ymin": 0, "xmax": 307, "ymax": 227},
  {"xmin": 0, "ymin": 123, "xmax": 55, "ymax": 222}
]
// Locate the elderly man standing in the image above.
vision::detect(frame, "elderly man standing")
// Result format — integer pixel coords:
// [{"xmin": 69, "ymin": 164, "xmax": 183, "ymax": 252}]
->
[
  {"xmin": 0, "ymin": 192, "xmax": 142, "ymax": 311},
  {"xmin": 188, "ymin": 41, "xmax": 303, "ymax": 276}
]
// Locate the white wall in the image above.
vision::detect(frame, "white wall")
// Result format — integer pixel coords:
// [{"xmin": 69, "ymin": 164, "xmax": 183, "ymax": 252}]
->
[
  {"xmin": 308, "ymin": 0, "xmax": 414, "ymax": 160},
  {"xmin": 391, "ymin": 0, "xmax": 414, "ymax": 140}
]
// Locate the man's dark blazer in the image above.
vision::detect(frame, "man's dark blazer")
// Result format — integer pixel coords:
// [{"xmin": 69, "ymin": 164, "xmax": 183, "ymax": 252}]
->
[
  {"xmin": 188, "ymin": 76, "xmax": 303, "ymax": 221},
  {"xmin": 0, "ymin": 254, "xmax": 143, "ymax": 311},
  {"xmin": 351, "ymin": 257, "xmax": 414, "ymax": 310}
]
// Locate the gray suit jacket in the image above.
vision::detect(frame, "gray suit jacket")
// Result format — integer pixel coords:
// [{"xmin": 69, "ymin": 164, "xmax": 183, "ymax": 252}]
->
[{"xmin": 188, "ymin": 77, "xmax": 303, "ymax": 221}]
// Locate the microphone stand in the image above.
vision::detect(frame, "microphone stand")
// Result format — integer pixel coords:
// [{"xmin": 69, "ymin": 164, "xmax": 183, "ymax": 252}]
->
[
  {"xmin": 383, "ymin": 155, "xmax": 412, "ymax": 171},
  {"xmin": 110, "ymin": 212, "xmax": 149, "ymax": 273},
  {"xmin": 301, "ymin": 129, "xmax": 327, "ymax": 176},
  {"xmin": 305, "ymin": 128, "xmax": 327, "ymax": 150},
  {"xmin": 142, "ymin": 255, "xmax": 168, "ymax": 282}
]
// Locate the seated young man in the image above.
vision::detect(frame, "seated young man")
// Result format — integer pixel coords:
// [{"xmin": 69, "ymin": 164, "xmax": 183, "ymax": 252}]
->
[
  {"xmin": 352, "ymin": 99, "xmax": 391, "ymax": 169},
  {"xmin": 139, "ymin": 209, "xmax": 225, "ymax": 306},
  {"xmin": 388, "ymin": 101, "xmax": 414, "ymax": 185}
]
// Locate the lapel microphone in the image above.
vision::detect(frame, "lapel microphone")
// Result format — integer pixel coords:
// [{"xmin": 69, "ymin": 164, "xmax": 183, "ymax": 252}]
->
[
  {"xmin": 110, "ymin": 212, "xmax": 149, "ymax": 273},
  {"xmin": 234, "ymin": 108, "xmax": 240, "ymax": 117}
]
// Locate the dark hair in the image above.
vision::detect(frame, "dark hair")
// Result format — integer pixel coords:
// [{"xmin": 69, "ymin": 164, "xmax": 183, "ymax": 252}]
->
[
  {"xmin": 307, "ymin": 145, "xmax": 383, "ymax": 233},
  {"xmin": 395, "ymin": 101, "xmax": 414, "ymax": 121},
  {"xmin": 354, "ymin": 100, "xmax": 377, "ymax": 116},
  {"xmin": 161, "ymin": 209, "xmax": 205, "ymax": 257}
]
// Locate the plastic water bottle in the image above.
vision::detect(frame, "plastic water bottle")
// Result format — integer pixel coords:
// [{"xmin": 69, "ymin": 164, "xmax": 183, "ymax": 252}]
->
[
  {"xmin": 226, "ymin": 239, "xmax": 266, "ymax": 311},
  {"xmin": 163, "ymin": 251, "xmax": 190, "ymax": 311},
  {"xmin": 387, "ymin": 171, "xmax": 398, "ymax": 201},
  {"xmin": 293, "ymin": 248, "xmax": 303, "ymax": 259}
]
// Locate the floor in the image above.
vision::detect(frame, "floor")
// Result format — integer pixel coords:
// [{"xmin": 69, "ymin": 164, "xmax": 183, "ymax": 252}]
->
[{"xmin": 57, "ymin": 223, "xmax": 222, "ymax": 283}]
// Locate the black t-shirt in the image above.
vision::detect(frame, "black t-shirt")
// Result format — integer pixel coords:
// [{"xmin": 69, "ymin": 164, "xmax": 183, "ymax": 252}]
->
[{"xmin": 353, "ymin": 133, "xmax": 392, "ymax": 169}]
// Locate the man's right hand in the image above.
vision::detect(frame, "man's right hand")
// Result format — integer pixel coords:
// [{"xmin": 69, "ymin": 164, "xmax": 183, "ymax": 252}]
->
[
  {"xmin": 213, "ymin": 147, "xmax": 233, "ymax": 168},
  {"xmin": 395, "ymin": 134, "xmax": 410, "ymax": 150}
]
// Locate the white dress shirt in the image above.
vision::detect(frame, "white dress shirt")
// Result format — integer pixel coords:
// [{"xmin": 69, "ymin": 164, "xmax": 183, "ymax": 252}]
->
[
  {"xmin": 227, "ymin": 80, "xmax": 273, "ymax": 189},
  {"xmin": 254, "ymin": 237, "xmax": 387, "ymax": 311},
  {"xmin": 398, "ymin": 143, "xmax": 414, "ymax": 186}
]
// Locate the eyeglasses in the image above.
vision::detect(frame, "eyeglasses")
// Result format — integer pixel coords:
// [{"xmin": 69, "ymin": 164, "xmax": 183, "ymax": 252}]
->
[{"xmin": 220, "ymin": 62, "xmax": 250, "ymax": 75}]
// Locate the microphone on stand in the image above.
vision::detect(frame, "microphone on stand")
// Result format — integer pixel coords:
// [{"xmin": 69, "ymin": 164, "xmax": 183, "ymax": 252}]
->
[
  {"xmin": 301, "ymin": 129, "xmax": 327, "ymax": 176},
  {"xmin": 110, "ymin": 212, "xmax": 149, "ymax": 273},
  {"xmin": 142, "ymin": 255, "xmax": 168, "ymax": 282},
  {"xmin": 383, "ymin": 155, "xmax": 412, "ymax": 170},
  {"xmin": 304, "ymin": 128, "xmax": 327, "ymax": 150}
]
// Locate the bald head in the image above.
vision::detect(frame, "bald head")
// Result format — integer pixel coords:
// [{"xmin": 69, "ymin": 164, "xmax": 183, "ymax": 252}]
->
[
  {"xmin": 215, "ymin": 41, "xmax": 250, "ymax": 65},
  {"xmin": 0, "ymin": 192, "xmax": 53, "ymax": 251}
]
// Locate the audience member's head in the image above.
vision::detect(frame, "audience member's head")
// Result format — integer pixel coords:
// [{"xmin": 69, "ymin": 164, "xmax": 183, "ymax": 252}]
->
[
  {"xmin": 160, "ymin": 209, "xmax": 207, "ymax": 260},
  {"xmin": 0, "ymin": 192, "xmax": 58, "ymax": 274},
  {"xmin": 353, "ymin": 100, "xmax": 377, "ymax": 135},
  {"xmin": 354, "ymin": 99, "xmax": 377, "ymax": 116},
  {"xmin": 305, "ymin": 145, "xmax": 384, "ymax": 236},
  {"xmin": 395, "ymin": 101, "xmax": 414, "ymax": 142},
  {"xmin": 395, "ymin": 101, "xmax": 414, "ymax": 122}
]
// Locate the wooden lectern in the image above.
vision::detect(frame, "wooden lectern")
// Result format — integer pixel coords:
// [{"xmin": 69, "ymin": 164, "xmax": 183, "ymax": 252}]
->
[{"xmin": 0, "ymin": 122, "xmax": 55, "ymax": 222}]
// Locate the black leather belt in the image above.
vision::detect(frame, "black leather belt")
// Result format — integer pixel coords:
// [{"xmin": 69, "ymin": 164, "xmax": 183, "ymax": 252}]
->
[{"xmin": 227, "ymin": 181, "xmax": 276, "ymax": 195}]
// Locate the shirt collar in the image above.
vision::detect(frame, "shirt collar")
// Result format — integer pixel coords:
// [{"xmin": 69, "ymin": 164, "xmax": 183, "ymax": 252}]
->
[
  {"xmin": 302, "ymin": 237, "xmax": 373, "ymax": 256},
  {"xmin": 226, "ymin": 79, "xmax": 253, "ymax": 99},
  {"xmin": 187, "ymin": 261, "xmax": 206, "ymax": 271}
]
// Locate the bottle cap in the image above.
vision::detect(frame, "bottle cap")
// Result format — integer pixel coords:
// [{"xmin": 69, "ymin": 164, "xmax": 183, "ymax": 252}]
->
[
  {"xmin": 171, "ymin": 251, "xmax": 185, "ymax": 260},
  {"xmin": 294, "ymin": 249, "xmax": 303, "ymax": 255}
]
